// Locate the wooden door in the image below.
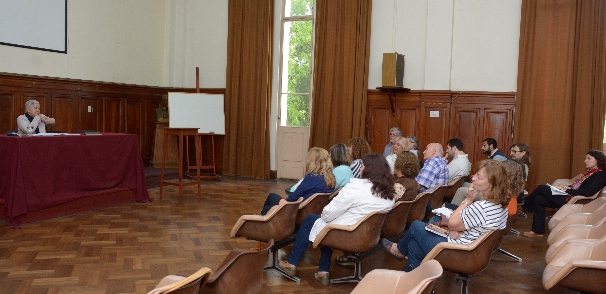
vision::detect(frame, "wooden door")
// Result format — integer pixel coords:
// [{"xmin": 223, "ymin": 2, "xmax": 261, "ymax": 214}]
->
[{"xmin": 277, "ymin": 127, "xmax": 309, "ymax": 180}]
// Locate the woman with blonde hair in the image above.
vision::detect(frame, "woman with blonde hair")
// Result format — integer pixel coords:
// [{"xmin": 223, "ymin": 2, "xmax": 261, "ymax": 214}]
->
[
  {"xmin": 347, "ymin": 137, "xmax": 372, "ymax": 178},
  {"xmin": 382, "ymin": 159, "xmax": 510, "ymax": 271},
  {"xmin": 260, "ymin": 147, "xmax": 335, "ymax": 215},
  {"xmin": 385, "ymin": 136, "xmax": 409, "ymax": 174}
]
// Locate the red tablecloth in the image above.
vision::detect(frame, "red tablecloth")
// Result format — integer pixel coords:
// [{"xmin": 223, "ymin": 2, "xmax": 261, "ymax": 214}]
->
[{"xmin": 0, "ymin": 133, "xmax": 151, "ymax": 228}]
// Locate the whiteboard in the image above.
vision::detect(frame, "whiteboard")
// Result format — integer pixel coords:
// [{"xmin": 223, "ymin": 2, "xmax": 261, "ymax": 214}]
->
[{"xmin": 168, "ymin": 93, "xmax": 225, "ymax": 134}]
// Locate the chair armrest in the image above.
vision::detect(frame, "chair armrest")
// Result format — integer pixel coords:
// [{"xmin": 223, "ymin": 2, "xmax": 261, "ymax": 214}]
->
[
  {"xmin": 546, "ymin": 238, "xmax": 600, "ymax": 264},
  {"xmin": 230, "ymin": 199, "xmax": 302, "ymax": 237},
  {"xmin": 148, "ymin": 267, "xmax": 212, "ymax": 294},
  {"xmin": 547, "ymin": 225, "xmax": 593, "ymax": 248},
  {"xmin": 312, "ymin": 223, "xmax": 358, "ymax": 248},
  {"xmin": 421, "ymin": 230, "xmax": 494, "ymax": 264},
  {"xmin": 548, "ymin": 213, "xmax": 591, "ymax": 240},
  {"xmin": 547, "ymin": 242, "xmax": 595, "ymax": 267}
]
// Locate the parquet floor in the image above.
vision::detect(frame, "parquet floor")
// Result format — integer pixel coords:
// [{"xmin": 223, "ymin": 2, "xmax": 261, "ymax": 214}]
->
[{"xmin": 0, "ymin": 176, "xmax": 578, "ymax": 294}]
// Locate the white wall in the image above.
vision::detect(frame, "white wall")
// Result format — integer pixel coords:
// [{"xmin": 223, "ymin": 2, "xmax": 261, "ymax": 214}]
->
[
  {"xmin": 369, "ymin": 0, "xmax": 522, "ymax": 92},
  {"xmin": 0, "ymin": 0, "xmax": 167, "ymax": 87}
]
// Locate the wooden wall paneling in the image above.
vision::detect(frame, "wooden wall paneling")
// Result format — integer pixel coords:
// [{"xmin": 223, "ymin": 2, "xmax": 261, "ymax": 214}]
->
[
  {"xmin": 103, "ymin": 97, "xmax": 123, "ymax": 133},
  {"xmin": 366, "ymin": 92, "xmax": 392, "ymax": 153},
  {"xmin": 450, "ymin": 106, "xmax": 484, "ymax": 168},
  {"xmin": 50, "ymin": 93, "xmax": 78, "ymax": 133},
  {"xmin": 0, "ymin": 92, "xmax": 17, "ymax": 133},
  {"xmin": 419, "ymin": 92, "xmax": 451, "ymax": 149},
  {"xmin": 125, "ymin": 99, "xmax": 144, "ymax": 154},
  {"xmin": 21, "ymin": 92, "xmax": 49, "ymax": 117},
  {"xmin": 144, "ymin": 100, "xmax": 162, "ymax": 161},
  {"xmin": 394, "ymin": 93, "xmax": 421, "ymax": 140},
  {"xmin": 79, "ymin": 95, "xmax": 101, "ymax": 132},
  {"xmin": 483, "ymin": 108, "xmax": 514, "ymax": 158}
]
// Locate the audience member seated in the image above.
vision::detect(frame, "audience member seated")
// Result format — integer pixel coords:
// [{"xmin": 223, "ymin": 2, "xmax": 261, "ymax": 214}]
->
[
  {"xmin": 503, "ymin": 159, "xmax": 527, "ymax": 215},
  {"xmin": 277, "ymin": 153, "xmax": 396, "ymax": 285},
  {"xmin": 348, "ymin": 137, "xmax": 372, "ymax": 178},
  {"xmin": 17, "ymin": 99, "xmax": 56, "ymax": 135},
  {"xmin": 445, "ymin": 138, "xmax": 471, "ymax": 182},
  {"xmin": 329, "ymin": 143, "xmax": 355, "ymax": 189},
  {"xmin": 383, "ymin": 127, "xmax": 402, "ymax": 157},
  {"xmin": 482, "ymin": 137, "xmax": 509, "ymax": 162},
  {"xmin": 405, "ymin": 135, "xmax": 420, "ymax": 157},
  {"xmin": 393, "ymin": 151, "xmax": 421, "ymax": 201},
  {"xmin": 416, "ymin": 143, "xmax": 448, "ymax": 193},
  {"xmin": 509, "ymin": 143, "xmax": 531, "ymax": 204},
  {"xmin": 261, "ymin": 147, "xmax": 335, "ymax": 216},
  {"xmin": 386, "ymin": 136, "xmax": 409, "ymax": 174},
  {"xmin": 521, "ymin": 150, "xmax": 606, "ymax": 237},
  {"xmin": 381, "ymin": 159, "xmax": 509, "ymax": 272}
]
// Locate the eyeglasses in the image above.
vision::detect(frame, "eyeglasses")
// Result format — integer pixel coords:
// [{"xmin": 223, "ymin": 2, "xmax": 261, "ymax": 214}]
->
[{"xmin": 510, "ymin": 150, "xmax": 522, "ymax": 153}]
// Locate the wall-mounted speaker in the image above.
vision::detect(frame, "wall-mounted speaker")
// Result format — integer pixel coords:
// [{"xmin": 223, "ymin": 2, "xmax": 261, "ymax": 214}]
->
[{"xmin": 382, "ymin": 53, "xmax": 405, "ymax": 87}]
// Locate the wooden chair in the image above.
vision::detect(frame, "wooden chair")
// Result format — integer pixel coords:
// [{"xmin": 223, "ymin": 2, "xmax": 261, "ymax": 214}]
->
[
  {"xmin": 543, "ymin": 240, "xmax": 606, "ymax": 293},
  {"xmin": 443, "ymin": 177, "xmax": 465, "ymax": 203},
  {"xmin": 350, "ymin": 260, "xmax": 443, "ymax": 294},
  {"xmin": 406, "ymin": 192, "xmax": 431, "ymax": 227},
  {"xmin": 230, "ymin": 199, "xmax": 302, "ymax": 282},
  {"xmin": 203, "ymin": 240, "xmax": 273, "ymax": 294},
  {"xmin": 547, "ymin": 206, "xmax": 606, "ymax": 245},
  {"xmin": 566, "ymin": 187, "xmax": 606, "ymax": 205},
  {"xmin": 548, "ymin": 197, "xmax": 606, "ymax": 230},
  {"xmin": 147, "ymin": 267, "xmax": 212, "ymax": 294},
  {"xmin": 545, "ymin": 222, "xmax": 606, "ymax": 263},
  {"xmin": 312, "ymin": 211, "xmax": 388, "ymax": 284},
  {"xmin": 421, "ymin": 230, "xmax": 503, "ymax": 294}
]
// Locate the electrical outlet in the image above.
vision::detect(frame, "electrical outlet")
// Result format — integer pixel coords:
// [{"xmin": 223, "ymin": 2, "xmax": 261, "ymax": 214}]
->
[{"xmin": 88, "ymin": 106, "xmax": 92, "ymax": 112}]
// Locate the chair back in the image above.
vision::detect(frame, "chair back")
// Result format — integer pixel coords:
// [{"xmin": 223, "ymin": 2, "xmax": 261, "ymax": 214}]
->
[
  {"xmin": 203, "ymin": 240, "xmax": 273, "ymax": 294},
  {"xmin": 350, "ymin": 260, "xmax": 443, "ymax": 294},
  {"xmin": 428, "ymin": 185, "xmax": 447, "ymax": 212},
  {"xmin": 407, "ymin": 192, "xmax": 430, "ymax": 226},
  {"xmin": 329, "ymin": 187, "xmax": 343, "ymax": 200},
  {"xmin": 424, "ymin": 229, "xmax": 502, "ymax": 275},
  {"xmin": 544, "ymin": 240, "xmax": 606, "ymax": 293},
  {"xmin": 230, "ymin": 200, "xmax": 301, "ymax": 242},
  {"xmin": 581, "ymin": 197, "xmax": 606, "ymax": 213},
  {"xmin": 443, "ymin": 177, "xmax": 465, "ymax": 202},
  {"xmin": 295, "ymin": 193, "xmax": 330, "ymax": 228},
  {"xmin": 381, "ymin": 200, "xmax": 413, "ymax": 238},
  {"xmin": 493, "ymin": 215, "xmax": 515, "ymax": 251},
  {"xmin": 313, "ymin": 211, "xmax": 388, "ymax": 253},
  {"xmin": 586, "ymin": 206, "xmax": 606, "ymax": 224},
  {"xmin": 148, "ymin": 268, "xmax": 212, "ymax": 294}
]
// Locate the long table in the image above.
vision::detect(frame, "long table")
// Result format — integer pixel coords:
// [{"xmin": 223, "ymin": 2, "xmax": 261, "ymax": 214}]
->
[{"xmin": 0, "ymin": 133, "xmax": 151, "ymax": 228}]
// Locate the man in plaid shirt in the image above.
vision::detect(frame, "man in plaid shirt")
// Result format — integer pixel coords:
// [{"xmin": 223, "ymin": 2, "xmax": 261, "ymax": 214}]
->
[{"xmin": 416, "ymin": 143, "xmax": 449, "ymax": 192}]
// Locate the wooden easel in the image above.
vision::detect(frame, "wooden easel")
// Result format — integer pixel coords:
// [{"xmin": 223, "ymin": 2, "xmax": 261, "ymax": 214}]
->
[{"xmin": 186, "ymin": 67, "xmax": 221, "ymax": 180}]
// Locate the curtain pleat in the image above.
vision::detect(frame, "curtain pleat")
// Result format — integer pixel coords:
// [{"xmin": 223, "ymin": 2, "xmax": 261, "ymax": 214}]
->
[
  {"xmin": 309, "ymin": 0, "xmax": 372, "ymax": 149},
  {"xmin": 223, "ymin": 0, "xmax": 273, "ymax": 179},
  {"xmin": 514, "ymin": 0, "xmax": 606, "ymax": 191}
]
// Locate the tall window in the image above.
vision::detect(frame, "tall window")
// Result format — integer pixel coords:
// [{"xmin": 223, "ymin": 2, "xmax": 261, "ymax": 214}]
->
[{"xmin": 279, "ymin": 0, "xmax": 314, "ymax": 127}]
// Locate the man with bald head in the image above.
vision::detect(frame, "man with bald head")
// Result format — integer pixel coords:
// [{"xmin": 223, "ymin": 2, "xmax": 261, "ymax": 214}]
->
[{"xmin": 416, "ymin": 143, "xmax": 449, "ymax": 192}]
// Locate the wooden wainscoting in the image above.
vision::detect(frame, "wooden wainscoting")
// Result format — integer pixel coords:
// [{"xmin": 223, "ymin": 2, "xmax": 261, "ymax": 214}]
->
[
  {"xmin": 366, "ymin": 90, "xmax": 516, "ymax": 169},
  {"xmin": 0, "ymin": 73, "xmax": 225, "ymax": 172}
]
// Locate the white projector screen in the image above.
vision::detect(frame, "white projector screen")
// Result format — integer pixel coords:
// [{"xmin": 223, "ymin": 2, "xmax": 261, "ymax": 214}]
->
[
  {"xmin": 0, "ymin": 0, "xmax": 67, "ymax": 53},
  {"xmin": 168, "ymin": 93, "xmax": 225, "ymax": 134}
]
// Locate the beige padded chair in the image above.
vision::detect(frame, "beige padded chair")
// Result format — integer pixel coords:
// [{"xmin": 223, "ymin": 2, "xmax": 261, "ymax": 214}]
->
[
  {"xmin": 443, "ymin": 177, "xmax": 465, "ymax": 203},
  {"xmin": 407, "ymin": 192, "xmax": 431, "ymax": 227},
  {"xmin": 381, "ymin": 200, "xmax": 414, "ymax": 239},
  {"xmin": 492, "ymin": 215, "xmax": 522, "ymax": 262},
  {"xmin": 202, "ymin": 240, "xmax": 273, "ymax": 294},
  {"xmin": 545, "ymin": 222, "xmax": 606, "ymax": 263},
  {"xmin": 147, "ymin": 267, "xmax": 212, "ymax": 294},
  {"xmin": 312, "ymin": 211, "xmax": 388, "ymax": 284},
  {"xmin": 350, "ymin": 260, "xmax": 443, "ymax": 294},
  {"xmin": 543, "ymin": 240, "xmax": 606, "ymax": 292},
  {"xmin": 548, "ymin": 197, "xmax": 606, "ymax": 230},
  {"xmin": 551, "ymin": 173, "xmax": 583, "ymax": 187},
  {"xmin": 428, "ymin": 185, "xmax": 448, "ymax": 213},
  {"xmin": 230, "ymin": 199, "xmax": 302, "ymax": 282},
  {"xmin": 295, "ymin": 193, "xmax": 330, "ymax": 228},
  {"xmin": 547, "ymin": 206, "xmax": 606, "ymax": 245},
  {"xmin": 421, "ymin": 230, "xmax": 503, "ymax": 294},
  {"xmin": 566, "ymin": 187, "xmax": 606, "ymax": 205},
  {"xmin": 328, "ymin": 187, "xmax": 343, "ymax": 200}
]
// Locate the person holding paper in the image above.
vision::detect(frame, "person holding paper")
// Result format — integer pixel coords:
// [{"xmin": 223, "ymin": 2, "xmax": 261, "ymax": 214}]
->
[
  {"xmin": 381, "ymin": 159, "xmax": 509, "ymax": 272},
  {"xmin": 17, "ymin": 100, "xmax": 56, "ymax": 135},
  {"xmin": 521, "ymin": 150, "xmax": 606, "ymax": 237}
]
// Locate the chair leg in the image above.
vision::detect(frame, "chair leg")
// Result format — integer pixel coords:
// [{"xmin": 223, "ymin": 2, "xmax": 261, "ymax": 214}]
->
[
  {"xmin": 510, "ymin": 228, "xmax": 520, "ymax": 235},
  {"xmin": 455, "ymin": 274, "xmax": 473, "ymax": 294},
  {"xmin": 517, "ymin": 211, "xmax": 527, "ymax": 218},
  {"xmin": 330, "ymin": 255, "xmax": 363, "ymax": 284},
  {"xmin": 497, "ymin": 248, "xmax": 522, "ymax": 262},
  {"xmin": 264, "ymin": 245, "xmax": 301, "ymax": 283}
]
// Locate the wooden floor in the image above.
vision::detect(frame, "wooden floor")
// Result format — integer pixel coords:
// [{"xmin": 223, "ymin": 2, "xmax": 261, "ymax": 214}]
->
[{"xmin": 0, "ymin": 176, "xmax": 578, "ymax": 294}]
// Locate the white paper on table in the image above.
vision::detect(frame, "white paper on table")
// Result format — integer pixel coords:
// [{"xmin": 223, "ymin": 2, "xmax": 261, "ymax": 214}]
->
[
  {"xmin": 31, "ymin": 133, "xmax": 62, "ymax": 136},
  {"xmin": 547, "ymin": 184, "xmax": 569, "ymax": 196}
]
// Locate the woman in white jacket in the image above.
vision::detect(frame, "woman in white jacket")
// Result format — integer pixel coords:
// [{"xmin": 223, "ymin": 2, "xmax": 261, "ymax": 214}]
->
[{"xmin": 278, "ymin": 153, "xmax": 396, "ymax": 285}]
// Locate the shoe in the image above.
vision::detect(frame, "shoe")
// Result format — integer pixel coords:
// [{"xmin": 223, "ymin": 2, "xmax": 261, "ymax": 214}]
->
[
  {"xmin": 522, "ymin": 231, "xmax": 544, "ymax": 237},
  {"xmin": 381, "ymin": 238, "xmax": 405, "ymax": 261},
  {"xmin": 250, "ymin": 241, "xmax": 266, "ymax": 251},
  {"xmin": 278, "ymin": 261, "xmax": 297, "ymax": 277},
  {"xmin": 314, "ymin": 272, "xmax": 330, "ymax": 286},
  {"xmin": 335, "ymin": 254, "xmax": 355, "ymax": 269}
]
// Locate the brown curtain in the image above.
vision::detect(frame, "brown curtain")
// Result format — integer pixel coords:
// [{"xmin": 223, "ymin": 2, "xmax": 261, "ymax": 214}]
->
[
  {"xmin": 309, "ymin": 0, "xmax": 372, "ymax": 149},
  {"xmin": 223, "ymin": 0, "xmax": 273, "ymax": 179},
  {"xmin": 514, "ymin": 0, "xmax": 606, "ymax": 191}
]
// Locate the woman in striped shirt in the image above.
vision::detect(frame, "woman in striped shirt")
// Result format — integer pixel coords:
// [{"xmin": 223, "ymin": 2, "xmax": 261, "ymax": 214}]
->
[{"xmin": 381, "ymin": 159, "xmax": 510, "ymax": 271}]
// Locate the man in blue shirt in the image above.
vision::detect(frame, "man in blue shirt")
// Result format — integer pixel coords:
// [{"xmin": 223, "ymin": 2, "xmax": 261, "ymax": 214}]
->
[
  {"xmin": 382, "ymin": 127, "xmax": 402, "ymax": 157},
  {"xmin": 416, "ymin": 143, "xmax": 449, "ymax": 192},
  {"xmin": 481, "ymin": 138, "xmax": 509, "ymax": 161}
]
